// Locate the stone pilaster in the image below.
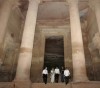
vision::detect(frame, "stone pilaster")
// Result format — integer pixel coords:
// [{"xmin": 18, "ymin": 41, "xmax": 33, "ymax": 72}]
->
[
  {"xmin": 0, "ymin": 0, "xmax": 13, "ymax": 58},
  {"xmin": 67, "ymin": 0, "xmax": 88, "ymax": 82},
  {"xmin": 14, "ymin": 0, "xmax": 40, "ymax": 88},
  {"xmin": 89, "ymin": 0, "xmax": 100, "ymax": 56},
  {"xmin": 89, "ymin": 0, "xmax": 100, "ymax": 32}
]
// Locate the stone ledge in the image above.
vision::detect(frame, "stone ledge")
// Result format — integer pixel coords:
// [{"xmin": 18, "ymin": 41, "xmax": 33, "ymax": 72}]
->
[
  {"xmin": 71, "ymin": 81, "xmax": 100, "ymax": 88},
  {"xmin": 0, "ymin": 82, "xmax": 14, "ymax": 88},
  {"xmin": 0, "ymin": 81, "xmax": 100, "ymax": 88},
  {"xmin": 32, "ymin": 81, "xmax": 100, "ymax": 88},
  {"xmin": 14, "ymin": 80, "xmax": 31, "ymax": 88}
]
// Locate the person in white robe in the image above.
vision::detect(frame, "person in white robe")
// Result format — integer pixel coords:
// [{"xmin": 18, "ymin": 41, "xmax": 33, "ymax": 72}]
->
[{"xmin": 50, "ymin": 68, "xmax": 55, "ymax": 83}]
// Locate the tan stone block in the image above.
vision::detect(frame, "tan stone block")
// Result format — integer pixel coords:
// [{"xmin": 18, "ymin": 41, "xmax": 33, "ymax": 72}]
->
[{"xmin": 14, "ymin": 80, "xmax": 31, "ymax": 88}]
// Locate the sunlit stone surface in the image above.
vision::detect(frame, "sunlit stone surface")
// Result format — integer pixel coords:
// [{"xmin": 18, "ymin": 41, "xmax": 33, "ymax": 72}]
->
[{"xmin": 0, "ymin": 0, "xmax": 100, "ymax": 88}]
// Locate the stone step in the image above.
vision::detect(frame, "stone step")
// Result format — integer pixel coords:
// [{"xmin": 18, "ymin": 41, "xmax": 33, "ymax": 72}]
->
[
  {"xmin": 32, "ymin": 83, "xmax": 71, "ymax": 88},
  {"xmin": 0, "ymin": 81, "xmax": 100, "ymax": 88},
  {"xmin": 0, "ymin": 82, "xmax": 14, "ymax": 88}
]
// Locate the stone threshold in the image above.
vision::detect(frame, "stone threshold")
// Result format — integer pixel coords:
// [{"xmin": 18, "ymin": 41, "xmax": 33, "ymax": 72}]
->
[{"xmin": 0, "ymin": 81, "xmax": 100, "ymax": 88}]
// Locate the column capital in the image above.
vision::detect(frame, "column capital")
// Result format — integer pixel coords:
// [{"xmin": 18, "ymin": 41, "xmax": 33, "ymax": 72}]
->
[
  {"xmin": 29, "ymin": 0, "xmax": 42, "ymax": 4},
  {"xmin": 67, "ymin": 0, "xmax": 78, "ymax": 5}
]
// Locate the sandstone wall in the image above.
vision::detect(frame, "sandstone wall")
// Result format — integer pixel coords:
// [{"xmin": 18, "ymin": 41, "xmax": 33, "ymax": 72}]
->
[
  {"xmin": 0, "ymin": 7, "xmax": 23, "ymax": 82},
  {"xmin": 30, "ymin": 23, "xmax": 73, "ymax": 82},
  {"xmin": 86, "ymin": 8, "xmax": 100, "ymax": 81}
]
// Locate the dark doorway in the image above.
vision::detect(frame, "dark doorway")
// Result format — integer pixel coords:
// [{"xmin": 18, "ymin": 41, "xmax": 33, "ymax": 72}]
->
[{"xmin": 44, "ymin": 36, "xmax": 64, "ymax": 72}]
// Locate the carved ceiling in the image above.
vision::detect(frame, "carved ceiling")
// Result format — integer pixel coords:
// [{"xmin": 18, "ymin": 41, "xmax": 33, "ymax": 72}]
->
[{"xmin": 19, "ymin": 0, "xmax": 89, "ymax": 20}]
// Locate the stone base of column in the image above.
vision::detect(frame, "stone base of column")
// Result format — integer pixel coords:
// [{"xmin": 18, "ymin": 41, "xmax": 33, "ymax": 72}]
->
[
  {"xmin": 14, "ymin": 80, "xmax": 31, "ymax": 88},
  {"xmin": 73, "ymin": 76, "xmax": 88, "ymax": 82}
]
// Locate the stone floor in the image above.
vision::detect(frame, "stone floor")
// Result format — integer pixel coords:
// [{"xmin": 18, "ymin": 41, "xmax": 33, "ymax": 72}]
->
[
  {"xmin": 0, "ymin": 81, "xmax": 100, "ymax": 88},
  {"xmin": 32, "ymin": 83, "xmax": 71, "ymax": 88}
]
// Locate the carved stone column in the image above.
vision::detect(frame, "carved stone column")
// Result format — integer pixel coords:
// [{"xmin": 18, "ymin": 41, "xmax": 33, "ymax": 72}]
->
[
  {"xmin": 67, "ymin": 0, "xmax": 88, "ymax": 81},
  {"xmin": 89, "ymin": 0, "xmax": 100, "ymax": 32},
  {"xmin": 0, "ymin": 0, "xmax": 13, "ymax": 58},
  {"xmin": 14, "ymin": 0, "xmax": 40, "ymax": 87}
]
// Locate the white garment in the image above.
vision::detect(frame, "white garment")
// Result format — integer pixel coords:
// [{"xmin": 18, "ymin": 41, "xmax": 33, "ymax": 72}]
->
[
  {"xmin": 64, "ymin": 69, "xmax": 70, "ymax": 77},
  {"xmin": 50, "ymin": 70, "xmax": 55, "ymax": 83},
  {"xmin": 55, "ymin": 68, "xmax": 60, "ymax": 74},
  {"xmin": 42, "ymin": 69, "xmax": 48, "ymax": 75}
]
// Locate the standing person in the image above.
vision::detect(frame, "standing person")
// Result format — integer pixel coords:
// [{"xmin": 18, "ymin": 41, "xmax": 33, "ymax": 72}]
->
[
  {"xmin": 42, "ymin": 67, "xmax": 48, "ymax": 84},
  {"xmin": 64, "ymin": 68, "xmax": 70, "ymax": 85},
  {"xmin": 54, "ymin": 67, "xmax": 60, "ymax": 83},
  {"xmin": 50, "ymin": 68, "xmax": 55, "ymax": 83},
  {"xmin": 61, "ymin": 66, "xmax": 64, "ymax": 82}
]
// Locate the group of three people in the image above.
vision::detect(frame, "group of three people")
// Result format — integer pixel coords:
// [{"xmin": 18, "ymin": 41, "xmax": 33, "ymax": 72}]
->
[{"xmin": 42, "ymin": 67, "xmax": 70, "ymax": 84}]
